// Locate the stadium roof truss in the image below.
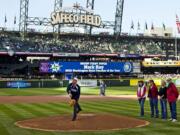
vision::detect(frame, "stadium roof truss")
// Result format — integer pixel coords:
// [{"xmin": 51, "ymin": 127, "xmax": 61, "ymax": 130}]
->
[
  {"xmin": 114, "ymin": 0, "xmax": 124, "ymax": 37},
  {"xmin": 19, "ymin": 0, "xmax": 29, "ymax": 37},
  {"xmin": 85, "ymin": 0, "xmax": 94, "ymax": 34},
  {"xmin": 19, "ymin": 0, "xmax": 124, "ymax": 37},
  {"xmin": 53, "ymin": 0, "xmax": 63, "ymax": 34}
]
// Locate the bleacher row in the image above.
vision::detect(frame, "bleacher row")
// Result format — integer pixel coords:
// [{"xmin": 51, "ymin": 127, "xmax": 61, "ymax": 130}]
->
[{"xmin": 0, "ymin": 33, "xmax": 164, "ymax": 55}]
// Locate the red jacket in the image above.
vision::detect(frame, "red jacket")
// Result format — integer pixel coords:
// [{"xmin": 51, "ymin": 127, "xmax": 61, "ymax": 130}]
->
[
  {"xmin": 167, "ymin": 83, "xmax": 179, "ymax": 103},
  {"xmin": 148, "ymin": 84, "xmax": 158, "ymax": 98}
]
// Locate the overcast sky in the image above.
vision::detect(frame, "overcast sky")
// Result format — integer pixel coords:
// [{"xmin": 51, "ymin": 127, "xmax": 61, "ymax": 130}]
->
[{"xmin": 0, "ymin": 0, "xmax": 180, "ymax": 34}]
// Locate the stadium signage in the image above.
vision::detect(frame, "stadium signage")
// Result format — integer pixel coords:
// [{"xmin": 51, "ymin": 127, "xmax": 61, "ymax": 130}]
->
[
  {"xmin": 69, "ymin": 80, "xmax": 97, "ymax": 87},
  {"xmin": 40, "ymin": 62, "xmax": 133, "ymax": 73},
  {"xmin": 51, "ymin": 12, "xmax": 102, "ymax": 27},
  {"xmin": 7, "ymin": 81, "xmax": 31, "ymax": 88},
  {"xmin": 142, "ymin": 61, "xmax": 180, "ymax": 67},
  {"xmin": 52, "ymin": 53, "xmax": 79, "ymax": 57}
]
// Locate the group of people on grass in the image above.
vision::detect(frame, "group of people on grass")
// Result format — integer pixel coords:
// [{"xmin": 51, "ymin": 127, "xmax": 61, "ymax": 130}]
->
[{"xmin": 137, "ymin": 78, "xmax": 179, "ymax": 122}]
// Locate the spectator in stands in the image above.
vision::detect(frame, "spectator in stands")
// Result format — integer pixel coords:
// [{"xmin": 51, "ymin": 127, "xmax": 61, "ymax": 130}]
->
[
  {"xmin": 148, "ymin": 80, "xmax": 159, "ymax": 118},
  {"xmin": 0, "ymin": 32, "xmax": 164, "ymax": 55},
  {"xmin": 143, "ymin": 74, "xmax": 180, "ymax": 80},
  {"xmin": 166, "ymin": 78, "xmax": 179, "ymax": 122},
  {"xmin": 137, "ymin": 80, "xmax": 146, "ymax": 117},
  {"xmin": 158, "ymin": 80, "xmax": 167, "ymax": 120}
]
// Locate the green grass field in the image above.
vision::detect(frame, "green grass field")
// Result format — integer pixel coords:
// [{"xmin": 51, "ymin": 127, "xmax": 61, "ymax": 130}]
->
[
  {"xmin": 0, "ymin": 87, "xmax": 137, "ymax": 96},
  {"xmin": 0, "ymin": 87, "xmax": 180, "ymax": 135}
]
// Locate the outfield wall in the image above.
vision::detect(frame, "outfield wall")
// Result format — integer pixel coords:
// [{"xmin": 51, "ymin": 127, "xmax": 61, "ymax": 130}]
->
[
  {"xmin": 0, "ymin": 80, "xmax": 130, "ymax": 88},
  {"xmin": 130, "ymin": 79, "xmax": 180, "ymax": 86},
  {"xmin": 0, "ymin": 79, "xmax": 180, "ymax": 88},
  {"xmin": 0, "ymin": 80, "xmax": 69, "ymax": 88},
  {"xmin": 130, "ymin": 79, "xmax": 161, "ymax": 86}
]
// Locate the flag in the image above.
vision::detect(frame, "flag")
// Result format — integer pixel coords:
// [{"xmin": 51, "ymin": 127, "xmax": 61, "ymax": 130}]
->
[
  {"xmin": 151, "ymin": 23, "xmax": 154, "ymax": 30},
  {"xmin": 14, "ymin": 16, "xmax": 16, "ymax": 24},
  {"xmin": 130, "ymin": 21, "xmax": 134, "ymax": 29},
  {"xmin": 163, "ymin": 23, "xmax": 166, "ymax": 30},
  {"xmin": 176, "ymin": 15, "xmax": 180, "ymax": 33},
  {"xmin": 145, "ymin": 22, "xmax": 148, "ymax": 30},
  {"xmin": 137, "ymin": 22, "xmax": 140, "ymax": 30},
  {"xmin": 4, "ymin": 15, "xmax": 7, "ymax": 23}
]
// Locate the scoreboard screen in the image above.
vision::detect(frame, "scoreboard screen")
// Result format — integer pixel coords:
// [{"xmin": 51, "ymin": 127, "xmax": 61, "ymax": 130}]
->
[{"xmin": 40, "ymin": 62, "xmax": 133, "ymax": 73}]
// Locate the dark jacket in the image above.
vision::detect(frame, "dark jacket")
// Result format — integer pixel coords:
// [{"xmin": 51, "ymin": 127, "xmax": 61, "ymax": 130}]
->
[
  {"xmin": 148, "ymin": 84, "xmax": 158, "ymax": 98},
  {"xmin": 158, "ymin": 87, "xmax": 167, "ymax": 99},
  {"xmin": 67, "ymin": 83, "xmax": 81, "ymax": 100}
]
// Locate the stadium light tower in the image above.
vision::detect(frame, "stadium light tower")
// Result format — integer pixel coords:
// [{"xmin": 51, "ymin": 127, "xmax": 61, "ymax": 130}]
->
[
  {"xmin": 85, "ymin": 0, "xmax": 95, "ymax": 34},
  {"xmin": 114, "ymin": 0, "xmax": 124, "ymax": 37},
  {"xmin": 19, "ymin": 0, "xmax": 29, "ymax": 38},
  {"xmin": 53, "ymin": 0, "xmax": 63, "ymax": 35},
  {"xmin": 86, "ymin": 0, "xmax": 95, "ymax": 10},
  {"xmin": 54, "ymin": 0, "xmax": 63, "ymax": 11}
]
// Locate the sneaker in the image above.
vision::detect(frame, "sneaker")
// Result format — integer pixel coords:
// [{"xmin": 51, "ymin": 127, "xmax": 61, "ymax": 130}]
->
[
  {"xmin": 72, "ymin": 118, "xmax": 76, "ymax": 121},
  {"xmin": 169, "ymin": 118, "xmax": 173, "ymax": 121},
  {"xmin": 140, "ymin": 116, "xmax": 145, "ymax": 119},
  {"xmin": 162, "ymin": 119, "xmax": 167, "ymax": 121},
  {"xmin": 172, "ymin": 119, "xmax": 177, "ymax": 122}
]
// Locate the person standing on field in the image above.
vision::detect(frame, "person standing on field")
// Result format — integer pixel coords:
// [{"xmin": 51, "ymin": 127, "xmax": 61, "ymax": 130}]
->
[
  {"xmin": 67, "ymin": 77, "xmax": 82, "ymax": 121},
  {"xmin": 148, "ymin": 80, "xmax": 159, "ymax": 118},
  {"xmin": 137, "ymin": 81, "xmax": 146, "ymax": 117},
  {"xmin": 100, "ymin": 81, "xmax": 106, "ymax": 96},
  {"xmin": 158, "ymin": 80, "xmax": 168, "ymax": 120},
  {"xmin": 166, "ymin": 78, "xmax": 179, "ymax": 122}
]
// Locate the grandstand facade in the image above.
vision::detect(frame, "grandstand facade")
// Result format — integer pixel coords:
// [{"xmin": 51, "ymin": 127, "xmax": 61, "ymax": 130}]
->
[
  {"xmin": 0, "ymin": 30, "xmax": 180, "ymax": 80},
  {"xmin": 0, "ymin": 0, "xmax": 180, "ymax": 81}
]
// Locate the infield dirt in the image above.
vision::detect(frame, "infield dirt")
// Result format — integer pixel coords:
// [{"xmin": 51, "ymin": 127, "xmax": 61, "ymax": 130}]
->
[{"xmin": 15, "ymin": 114, "xmax": 149, "ymax": 132}]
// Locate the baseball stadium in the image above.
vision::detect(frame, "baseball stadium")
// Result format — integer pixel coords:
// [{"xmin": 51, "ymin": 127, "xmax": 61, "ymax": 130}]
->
[{"xmin": 0, "ymin": 0, "xmax": 180, "ymax": 135}]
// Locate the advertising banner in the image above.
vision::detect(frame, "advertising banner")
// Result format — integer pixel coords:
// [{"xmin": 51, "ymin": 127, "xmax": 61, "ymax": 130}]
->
[
  {"xmin": 40, "ymin": 62, "xmax": 133, "ymax": 73},
  {"xmin": 69, "ymin": 80, "xmax": 97, "ymax": 87},
  {"xmin": 7, "ymin": 81, "xmax": 31, "ymax": 88}
]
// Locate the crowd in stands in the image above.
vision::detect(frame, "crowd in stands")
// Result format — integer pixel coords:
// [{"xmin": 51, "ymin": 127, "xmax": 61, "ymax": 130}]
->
[
  {"xmin": 143, "ymin": 74, "xmax": 180, "ymax": 79},
  {"xmin": 0, "ymin": 32, "xmax": 165, "ymax": 55}
]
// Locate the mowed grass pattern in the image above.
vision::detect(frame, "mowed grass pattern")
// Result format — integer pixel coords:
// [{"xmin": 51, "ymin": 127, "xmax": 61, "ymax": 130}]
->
[
  {"xmin": 0, "ymin": 100, "xmax": 179, "ymax": 135},
  {"xmin": 0, "ymin": 87, "xmax": 137, "ymax": 96}
]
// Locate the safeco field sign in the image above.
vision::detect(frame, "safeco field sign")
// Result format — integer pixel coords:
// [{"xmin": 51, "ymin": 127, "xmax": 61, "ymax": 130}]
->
[{"xmin": 51, "ymin": 12, "xmax": 102, "ymax": 27}]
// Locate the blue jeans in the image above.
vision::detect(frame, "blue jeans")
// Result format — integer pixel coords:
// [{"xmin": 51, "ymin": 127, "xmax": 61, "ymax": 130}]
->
[
  {"xmin": 160, "ymin": 99, "xmax": 167, "ymax": 119},
  {"xmin": 149, "ymin": 98, "xmax": 159, "ymax": 117},
  {"xmin": 138, "ymin": 98, "xmax": 146, "ymax": 116},
  {"xmin": 169, "ymin": 102, "xmax": 177, "ymax": 120}
]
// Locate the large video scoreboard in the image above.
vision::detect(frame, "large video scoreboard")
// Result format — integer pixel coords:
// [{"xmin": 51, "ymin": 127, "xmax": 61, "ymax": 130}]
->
[{"xmin": 40, "ymin": 62, "xmax": 134, "ymax": 73}]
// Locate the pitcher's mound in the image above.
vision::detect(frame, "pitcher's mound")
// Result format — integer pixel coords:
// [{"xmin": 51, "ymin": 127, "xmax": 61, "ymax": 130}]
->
[{"xmin": 15, "ymin": 114, "xmax": 149, "ymax": 132}]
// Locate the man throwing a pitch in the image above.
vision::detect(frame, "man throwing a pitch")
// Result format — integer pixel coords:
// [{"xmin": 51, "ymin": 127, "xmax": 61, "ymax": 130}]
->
[{"xmin": 67, "ymin": 77, "xmax": 82, "ymax": 121}]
